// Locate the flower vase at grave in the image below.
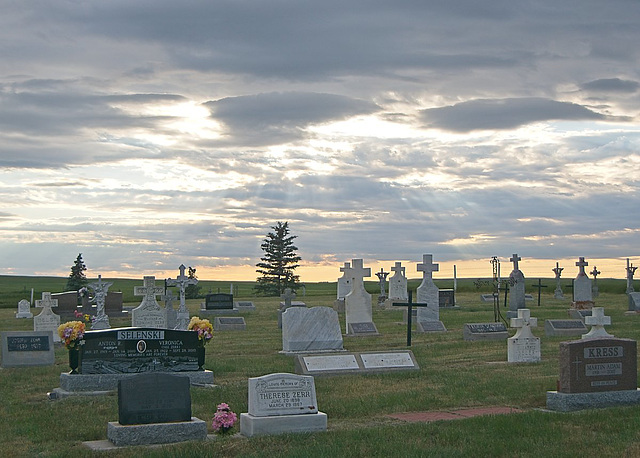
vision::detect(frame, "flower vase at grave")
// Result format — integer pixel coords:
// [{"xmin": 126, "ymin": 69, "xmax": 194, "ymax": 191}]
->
[
  {"xmin": 68, "ymin": 347, "xmax": 80, "ymax": 374},
  {"xmin": 197, "ymin": 346, "xmax": 205, "ymax": 371}
]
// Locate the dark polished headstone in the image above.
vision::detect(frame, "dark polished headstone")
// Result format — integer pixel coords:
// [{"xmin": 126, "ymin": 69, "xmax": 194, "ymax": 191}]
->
[
  {"xmin": 80, "ymin": 327, "xmax": 199, "ymax": 374},
  {"xmin": 118, "ymin": 373, "xmax": 191, "ymax": 425},
  {"xmin": 439, "ymin": 289, "xmax": 455, "ymax": 307},
  {"xmin": 205, "ymin": 293, "xmax": 234, "ymax": 310}
]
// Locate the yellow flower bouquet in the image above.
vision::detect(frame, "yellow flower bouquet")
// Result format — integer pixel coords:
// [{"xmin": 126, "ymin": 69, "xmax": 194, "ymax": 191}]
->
[
  {"xmin": 188, "ymin": 316, "xmax": 213, "ymax": 346},
  {"xmin": 58, "ymin": 321, "xmax": 86, "ymax": 349}
]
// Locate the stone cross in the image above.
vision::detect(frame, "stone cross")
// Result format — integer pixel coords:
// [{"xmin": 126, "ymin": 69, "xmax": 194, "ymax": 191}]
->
[
  {"xmin": 626, "ymin": 258, "xmax": 637, "ymax": 293},
  {"xmin": 417, "ymin": 254, "xmax": 439, "ymax": 279},
  {"xmin": 35, "ymin": 292, "xmax": 58, "ymax": 310},
  {"xmin": 583, "ymin": 307, "xmax": 613, "ymax": 339},
  {"xmin": 166, "ymin": 264, "xmax": 198, "ymax": 329},
  {"xmin": 350, "ymin": 258, "xmax": 371, "ymax": 286},
  {"xmin": 576, "ymin": 257, "xmax": 588, "ymax": 276},
  {"xmin": 375, "ymin": 268, "xmax": 389, "ymax": 297},
  {"xmin": 510, "ymin": 308, "xmax": 537, "ymax": 339},
  {"xmin": 552, "ymin": 262, "xmax": 563, "ymax": 278},
  {"xmin": 340, "ymin": 262, "xmax": 352, "ymax": 275},
  {"xmin": 552, "ymin": 262, "xmax": 564, "ymax": 299},
  {"xmin": 89, "ymin": 275, "xmax": 113, "ymax": 329},
  {"xmin": 391, "ymin": 262, "xmax": 405, "ymax": 277},
  {"xmin": 510, "ymin": 254, "xmax": 521, "ymax": 272},
  {"xmin": 134, "ymin": 276, "xmax": 164, "ymax": 310},
  {"xmin": 337, "ymin": 261, "xmax": 352, "ymax": 299},
  {"xmin": 281, "ymin": 288, "xmax": 296, "ymax": 308},
  {"xmin": 590, "ymin": 266, "xmax": 600, "ymax": 279}
]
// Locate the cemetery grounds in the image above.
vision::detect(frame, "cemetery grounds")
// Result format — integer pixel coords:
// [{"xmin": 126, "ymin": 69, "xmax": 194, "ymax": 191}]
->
[{"xmin": 0, "ymin": 276, "xmax": 639, "ymax": 457}]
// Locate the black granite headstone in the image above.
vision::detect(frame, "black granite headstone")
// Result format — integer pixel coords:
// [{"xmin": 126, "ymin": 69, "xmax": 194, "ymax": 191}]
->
[
  {"xmin": 439, "ymin": 289, "xmax": 455, "ymax": 307},
  {"xmin": 205, "ymin": 293, "xmax": 234, "ymax": 310},
  {"xmin": 80, "ymin": 327, "xmax": 200, "ymax": 374},
  {"xmin": 118, "ymin": 373, "xmax": 191, "ymax": 425}
]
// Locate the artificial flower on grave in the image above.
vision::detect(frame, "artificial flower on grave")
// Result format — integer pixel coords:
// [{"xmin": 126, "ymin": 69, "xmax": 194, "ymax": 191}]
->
[
  {"xmin": 188, "ymin": 316, "xmax": 213, "ymax": 346},
  {"xmin": 58, "ymin": 321, "xmax": 86, "ymax": 349},
  {"xmin": 211, "ymin": 403, "xmax": 237, "ymax": 434}
]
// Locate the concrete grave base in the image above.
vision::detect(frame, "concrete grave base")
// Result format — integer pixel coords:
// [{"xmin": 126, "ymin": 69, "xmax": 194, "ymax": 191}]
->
[
  {"xmin": 546, "ymin": 389, "xmax": 640, "ymax": 412},
  {"xmin": 240, "ymin": 412, "xmax": 327, "ymax": 437},
  {"xmin": 49, "ymin": 371, "xmax": 214, "ymax": 399},
  {"xmin": 107, "ymin": 417, "xmax": 208, "ymax": 446}
]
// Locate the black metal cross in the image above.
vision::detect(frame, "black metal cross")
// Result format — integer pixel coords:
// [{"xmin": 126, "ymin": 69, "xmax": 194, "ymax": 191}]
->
[
  {"xmin": 392, "ymin": 290, "xmax": 430, "ymax": 346},
  {"xmin": 531, "ymin": 279, "xmax": 548, "ymax": 306}
]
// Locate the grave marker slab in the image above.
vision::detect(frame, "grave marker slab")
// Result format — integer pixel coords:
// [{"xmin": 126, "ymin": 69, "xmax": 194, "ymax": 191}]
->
[
  {"xmin": 293, "ymin": 351, "xmax": 419, "ymax": 376},
  {"xmin": 347, "ymin": 322, "xmax": 380, "ymax": 336},
  {"xmin": 1, "ymin": 331, "xmax": 54, "ymax": 367},
  {"xmin": 463, "ymin": 323, "xmax": 508, "ymax": 341},
  {"xmin": 544, "ymin": 319, "xmax": 587, "ymax": 337},
  {"xmin": 214, "ymin": 316, "xmax": 247, "ymax": 331},
  {"xmin": 627, "ymin": 292, "xmax": 640, "ymax": 313}
]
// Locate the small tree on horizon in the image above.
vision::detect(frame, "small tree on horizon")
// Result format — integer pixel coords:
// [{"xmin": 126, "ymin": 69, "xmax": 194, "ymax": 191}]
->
[
  {"xmin": 255, "ymin": 221, "xmax": 301, "ymax": 296},
  {"xmin": 185, "ymin": 266, "xmax": 202, "ymax": 299},
  {"xmin": 66, "ymin": 253, "xmax": 88, "ymax": 292}
]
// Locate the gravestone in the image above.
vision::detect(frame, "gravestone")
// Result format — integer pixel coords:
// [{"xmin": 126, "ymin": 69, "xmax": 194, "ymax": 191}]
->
[
  {"xmin": 336, "ymin": 262, "xmax": 352, "ymax": 300},
  {"xmin": 347, "ymin": 321, "xmax": 380, "ymax": 336},
  {"xmin": 1, "ymin": 331, "xmax": 54, "ymax": 367},
  {"xmin": 544, "ymin": 319, "xmax": 588, "ymax": 337},
  {"xmin": 131, "ymin": 276, "xmax": 166, "ymax": 329},
  {"xmin": 294, "ymin": 351, "xmax": 419, "ymax": 376},
  {"xmin": 33, "ymin": 292, "xmax": 61, "ymax": 343},
  {"xmin": 281, "ymin": 307, "xmax": 343, "ymax": 354},
  {"xmin": 508, "ymin": 309, "xmax": 540, "ymax": 363},
  {"xmin": 507, "ymin": 254, "xmax": 526, "ymax": 319},
  {"xmin": 107, "ymin": 373, "xmax": 207, "ymax": 446},
  {"xmin": 162, "ymin": 290, "xmax": 177, "ymax": 330},
  {"xmin": 202, "ymin": 293, "xmax": 235, "ymax": 312},
  {"xmin": 546, "ymin": 337, "xmax": 640, "ymax": 411},
  {"xmin": 568, "ymin": 309, "xmax": 591, "ymax": 322},
  {"xmin": 552, "ymin": 262, "xmax": 564, "ymax": 299},
  {"xmin": 375, "ymin": 267, "xmax": 389, "ymax": 306},
  {"xmin": 167, "ymin": 264, "xmax": 198, "ymax": 330},
  {"xmin": 439, "ymin": 289, "xmax": 455, "ymax": 308},
  {"xmin": 416, "ymin": 254, "xmax": 445, "ymax": 332},
  {"xmin": 463, "ymin": 323, "xmax": 508, "ymax": 341},
  {"xmin": 278, "ymin": 288, "xmax": 306, "ymax": 328},
  {"xmin": 105, "ymin": 292, "xmax": 127, "ymax": 317},
  {"xmin": 628, "ymin": 292, "xmax": 640, "ymax": 313},
  {"xmin": 235, "ymin": 301, "xmax": 256, "ymax": 311},
  {"xmin": 240, "ymin": 373, "xmax": 327, "ymax": 437},
  {"xmin": 582, "ymin": 307, "xmax": 613, "ymax": 339},
  {"xmin": 345, "ymin": 259, "xmax": 377, "ymax": 335},
  {"xmin": 88, "ymin": 275, "xmax": 112, "ymax": 330},
  {"xmin": 388, "ymin": 262, "xmax": 408, "ymax": 301},
  {"xmin": 15, "ymin": 299, "xmax": 33, "ymax": 318},
  {"xmin": 626, "ymin": 258, "xmax": 637, "ymax": 294},
  {"xmin": 214, "ymin": 316, "xmax": 247, "ymax": 331},
  {"xmin": 572, "ymin": 257, "xmax": 595, "ymax": 309},
  {"xmin": 51, "ymin": 291, "xmax": 80, "ymax": 319},
  {"xmin": 591, "ymin": 266, "xmax": 601, "ymax": 298}
]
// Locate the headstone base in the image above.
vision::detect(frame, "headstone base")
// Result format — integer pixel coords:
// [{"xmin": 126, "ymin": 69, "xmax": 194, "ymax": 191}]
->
[
  {"xmin": 416, "ymin": 321, "xmax": 446, "ymax": 333},
  {"xmin": 239, "ymin": 412, "xmax": 327, "ymax": 437},
  {"xmin": 546, "ymin": 389, "xmax": 640, "ymax": 412},
  {"xmin": 346, "ymin": 322, "xmax": 380, "ymax": 336},
  {"xmin": 107, "ymin": 417, "xmax": 208, "ymax": 446},
  {"xmin": 15, "ymin": 312, "xmax": 33, "ymax": 318},
  {"xmin": 49, "ymin": 371, "xmax": 214, "ymax": 399}
]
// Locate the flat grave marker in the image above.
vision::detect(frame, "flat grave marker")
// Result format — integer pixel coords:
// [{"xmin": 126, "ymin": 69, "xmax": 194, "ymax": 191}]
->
[
  {"xmin": 545, "ymin": 319, "xmax": 587, "ymax": 337},
  {"xmin": 463, "ymin": 323, "xmax": 509, "ymax": 341},
  {"xmin": 1, "ymin": 331, "xmax": 54, "ymax": 367}
]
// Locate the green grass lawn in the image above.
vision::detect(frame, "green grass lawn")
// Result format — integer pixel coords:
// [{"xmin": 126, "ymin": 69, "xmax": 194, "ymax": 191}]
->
[{"xmin": 0, "ymin": 277, "xmax": 639, "ymax": 457}]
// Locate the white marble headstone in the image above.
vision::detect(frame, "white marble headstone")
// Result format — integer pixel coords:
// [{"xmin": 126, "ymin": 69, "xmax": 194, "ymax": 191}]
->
[
  {"xmin": 33, "ymin": 292, "xmax": 61, "ymax": 342},
  {"xmin": 574, "ymin": 257, "xmax": 593, "ymax": 302},
  {"xmin": 507, "ymin": 308, "xmax": 540, "ymax": 363},
  {"xmin": 388, "ymin": 262, "xmax": 408, "ymax": 301},
  {"xmin": 508, "ymin": 254, "xmax": 526, "ymax": 317},
  {"xmin": 131, "ymin": 276, "xmax": 166, "ymax": 329},
  {"xmin": 281, "ymin": 307, "xmax": 343, "ymax": 353},
  {"xmin": 16, "ymin": 299, "xmax": 33, "ymax": 318},
  {"xmin": 416, "ymin": 254, "xmax": 440, "ymax": 322},
  {"xmin": 344, "ymin": 259, "xmax": 374, "ymax": 332},
  {"xmin": 248, "ymin": 373, "xmax": 318, "ymax": 417}
]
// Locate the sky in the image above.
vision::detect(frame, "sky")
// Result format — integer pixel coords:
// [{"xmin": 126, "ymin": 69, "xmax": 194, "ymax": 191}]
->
[{"xmin": 1, "ymin": 1, "xmax": 639, "ymax": 283}]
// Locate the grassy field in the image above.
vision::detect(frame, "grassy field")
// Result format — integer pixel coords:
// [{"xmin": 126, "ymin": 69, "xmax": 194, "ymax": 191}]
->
[{"xmin": 0, "ymin": 276, "xmax": 639, "ymax": 457}]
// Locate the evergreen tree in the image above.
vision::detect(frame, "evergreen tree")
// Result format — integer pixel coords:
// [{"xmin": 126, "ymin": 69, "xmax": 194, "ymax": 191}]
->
[
  {"xmin": 185, "ymin": 266, "xmax": 202, "ymax": 299},
  {"xmin": 66, "ymin": 253, "xmax": 88, "ymax": 291},
  {"xmin": 255, "ymin": 221, "xmax": 301, "ymax": 296}
]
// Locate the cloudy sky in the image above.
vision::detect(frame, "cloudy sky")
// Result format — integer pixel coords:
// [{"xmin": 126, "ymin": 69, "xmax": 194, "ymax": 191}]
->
[{"xmin": 1, "ymin": 1, "xmax": 639, "ymax": 282}]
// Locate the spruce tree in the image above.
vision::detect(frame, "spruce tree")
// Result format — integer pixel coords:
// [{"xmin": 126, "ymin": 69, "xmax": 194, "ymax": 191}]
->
[
  {"xmin": 66, "ymin": 253, "xmax": 88, "ymax": 291},
  {"xmin": 255, "ymin": 221, "xmax": 301, "ymax": 296}
]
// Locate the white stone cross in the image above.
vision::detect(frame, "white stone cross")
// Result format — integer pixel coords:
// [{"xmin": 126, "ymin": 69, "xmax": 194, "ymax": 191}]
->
[
  {"xmin": 281, "ymin": 288, "xmax": 296, "ymax": 308},
  {"xmin": 134, "ymin": 276, "xmax": 164, "ymax": 309},
  {"xmin": 417, "ymin": 254, "xmax": 439, "ymax": 279},
  {"xmin": 340, "ymin": 262, "xmax": 351, "ymax": 275},
  {"xmin": 510, "ymin": 308, "xmax": 537, "ymax": 339},
  {"xmin": 576, "ymin": 257, "xmax": 588, "ymax": 276},
  {"xmin": 350, "ymin": 258, "xmax": 371, "ymax": 285},
  {"xmin": 166, "ymin": 264, "xmax": 198, "ymax": 308},
  {"xmin": 35, "ymin": 292, "xmax": 58, "ymax": 309},
  {"xmin": 583, "ymin": 307, "xmax": 613, "ymax": 339},
  {"xmin": 510, "ymin": 254, "xmax": 521, "ymax": 271},
  {"xmin": 391, "ymin": 262, "xmax": 405, "ymax": 277}
]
